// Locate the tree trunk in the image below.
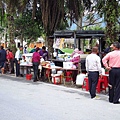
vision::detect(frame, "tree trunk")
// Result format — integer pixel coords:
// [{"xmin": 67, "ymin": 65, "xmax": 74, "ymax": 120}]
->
[
  {"xmin": 7, "ymin": 16, "xmax": 16, "ymax": 54},
  {"xmin": 32, "ymin": 0, "xmax": 37, "ymax": 20},
  {"xmin": 105, "ymin": 0, "xmax": 118, "ymax": 43},
  {"xmin": 20, "ymin": 34, "xmax": 24, "ymax": 46},
  {"xmin": 46, "ymin": 36, "xmax": 54, "ymax": 59}
]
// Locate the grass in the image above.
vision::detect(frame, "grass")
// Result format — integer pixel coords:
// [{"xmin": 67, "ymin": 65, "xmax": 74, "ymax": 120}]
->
[
  {"xmin": 27, "ymin": 47, "xmax": 74, "ymax": 54},
  {"xmin": 61, "ymin": 48, "xmax": 74, "ymax": 54}
]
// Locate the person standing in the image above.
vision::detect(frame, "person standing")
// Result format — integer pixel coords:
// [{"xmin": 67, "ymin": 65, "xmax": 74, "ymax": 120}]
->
[
  {"xmin": 0, "ymin": 46, "xmax": 6, "ymax": 74},
  {"xmin": 86, "ymin": 47, "xmax": 102, "ymax": 99},
  {"xmin": 39, "ymin": 46, "xmax": 48, "ymax": 81},
  {"xmin": 30, "ymin": 45, "xmax": 36, "ymax": 53},
  {"xmin": 102, "ymin": 41, "xmax": 120, "ymax": 104},
  {"xmin": 6, "ymin": 49, "xmax": 14, "ymax": 74},
  {"xmin": 23, "ymin": 46, "xmax": 28, "ymax": 54},
  {"xmin": 15, "ymin": 46, "xmax": 23, "ymax": 77},
  {"xmin": 39, "ymin": 46, "xmax": 48, "ymax": 61},
  {"xmin": 32, "ymin": 47, "xmax": 41, "ymax": 82}
]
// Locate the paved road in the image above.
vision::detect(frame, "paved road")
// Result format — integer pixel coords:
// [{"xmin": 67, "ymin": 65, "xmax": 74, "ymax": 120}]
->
[{"xmin": 0, "ymin": 74, "xmax": 120, "ymax": 120}]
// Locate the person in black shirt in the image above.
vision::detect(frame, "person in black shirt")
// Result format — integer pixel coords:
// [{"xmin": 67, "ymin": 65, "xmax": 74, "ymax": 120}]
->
[{"xmin": 0, "ymin": 46, "xmax": 7, "ymax": 74}]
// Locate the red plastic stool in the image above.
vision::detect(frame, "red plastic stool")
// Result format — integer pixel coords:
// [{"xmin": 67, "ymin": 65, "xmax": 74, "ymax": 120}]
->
[
  {"xmin": 65, "ymin": 71, "xmax": 73, "ymax": 82},
  {"xmin": 96, "ymin": 78, "xmax": 106, "ymax": 93},
  {"xmin": 52, "ymin": 75, "xmax": 62, "ymax": 85},
  {"xmin": 102, "ymin": 75, "xmax": 108, "ymax": 88},
  {"xmin": 82, "ymin": 77, "xmax": 89, "ymax": 91}
]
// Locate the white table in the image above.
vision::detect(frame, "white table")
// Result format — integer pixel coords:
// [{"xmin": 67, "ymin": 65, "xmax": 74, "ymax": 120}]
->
[{"xmin": 20, "ymin": 63, "xmax": 33, "ymax": 75}]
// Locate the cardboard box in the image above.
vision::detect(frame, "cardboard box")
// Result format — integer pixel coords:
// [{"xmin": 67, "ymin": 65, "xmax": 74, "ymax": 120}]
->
[{"xmin": 63, "ymin": 62, "xmax": 73, "ymax": 69}]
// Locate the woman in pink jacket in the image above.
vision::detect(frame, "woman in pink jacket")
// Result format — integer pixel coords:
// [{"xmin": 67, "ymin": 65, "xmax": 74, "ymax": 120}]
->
[{"xmin": 70, "ymin": 51, "xmax": 81, "ymax": 83}]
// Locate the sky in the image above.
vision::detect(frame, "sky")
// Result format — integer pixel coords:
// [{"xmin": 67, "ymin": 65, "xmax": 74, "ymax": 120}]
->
[{"xmin": 70, "ymin": 23, "xmax": 77, "ymax": 30}]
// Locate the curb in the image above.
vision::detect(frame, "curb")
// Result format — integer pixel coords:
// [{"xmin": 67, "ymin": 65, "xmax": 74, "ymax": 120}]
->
[{"xmin": 0, "ymin": 74, "xmax": 109, "ymax": 101}]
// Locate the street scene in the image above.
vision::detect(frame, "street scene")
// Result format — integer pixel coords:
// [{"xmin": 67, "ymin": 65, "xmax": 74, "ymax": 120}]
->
[
  {"xmin": 0, "ymin": 74, "xmax": 120, "ymax": 120},
  {"xmin": 0, "ymin": 1, "xmax": 120, "ymax": 120}
]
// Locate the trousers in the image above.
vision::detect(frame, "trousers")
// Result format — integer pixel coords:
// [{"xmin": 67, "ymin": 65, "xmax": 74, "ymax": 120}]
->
[
  {"xmin": 33, "ymin": 62, "xmax": 39, "ymax": 81},
  {"xmin": 88, "ymin": 71, "xmax": 99, "ymax": 98},
  {"xmin": 15, "ymin": 59, "xmax": 20, "ymax": 77},
  {"xmin": 109, "ymin": 68, "xmax": 120, "ymax": 103}
]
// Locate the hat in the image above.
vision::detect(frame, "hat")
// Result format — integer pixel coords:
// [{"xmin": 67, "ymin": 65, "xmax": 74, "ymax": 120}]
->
[
  {"xmin": 74, "ymin": 48, "xmax": 79, "ymax": 52},
  {"xmin": 73, "ymin": 53, "xmax": 80, "ymax": 57}
]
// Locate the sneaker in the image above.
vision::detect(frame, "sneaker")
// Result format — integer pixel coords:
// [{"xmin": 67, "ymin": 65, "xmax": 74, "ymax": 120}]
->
[
  {"xmin": 92, "ymin": 96, "xmax": 100, "ymax": 100},
  {"xmin": 113, "ymin": 101, "xmax": 120, "ymax": 104}
]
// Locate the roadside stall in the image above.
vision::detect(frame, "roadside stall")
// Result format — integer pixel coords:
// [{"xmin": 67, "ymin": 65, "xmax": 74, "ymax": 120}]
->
[
  {"xmin": 20, "ymin": 55, "xmax": 33, "ymax": 78},
  {"xmin": 41, "ymin": 59, "xmax": 79, "ymax": 85},
  {"xmin": 53, "ymin": 30, "xmax": 107, "ymax": 73}
]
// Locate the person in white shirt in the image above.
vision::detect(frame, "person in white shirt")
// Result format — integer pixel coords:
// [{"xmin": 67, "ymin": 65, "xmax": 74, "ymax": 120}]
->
[
  {"xmin": 15, "ymin": 46, "xmax": 23, "ymax": 77},
  {"xmin": 86, "ymin": 47, "xmax": 102, "ymax": 99}
]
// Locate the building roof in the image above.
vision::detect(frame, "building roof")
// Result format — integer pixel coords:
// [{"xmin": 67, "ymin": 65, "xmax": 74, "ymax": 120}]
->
[{"xmin": 54, "ymin": 30, "xmax": 120, "ymax": 39}]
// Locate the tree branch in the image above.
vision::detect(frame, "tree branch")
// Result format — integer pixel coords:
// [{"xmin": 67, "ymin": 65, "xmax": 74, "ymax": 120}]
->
[{"xmin": 73, "ymin": 20, "xmax": 103, "ymax": 30}]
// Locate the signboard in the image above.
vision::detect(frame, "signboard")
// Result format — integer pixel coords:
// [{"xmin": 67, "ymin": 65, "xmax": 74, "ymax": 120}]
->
[{"xmin": 53, "ymin": 38, "xmax": 64, "ymax": 49}]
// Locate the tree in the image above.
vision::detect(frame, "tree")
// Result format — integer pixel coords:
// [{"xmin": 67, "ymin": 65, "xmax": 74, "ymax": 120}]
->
[
  {"xmin": 0, "ymin": 0, "xmax": 28, "ymax": 53},
  {"xmin": 0, "ymin": 2, "xmax": 8, "ymax": 46},
  {"xmin": 39, "ymin": 0, "xmax": 92, "ymax": 57},
  {"xmin": 14, "ymin": 5, "xmax": 44, "ymax": 46},
  {"xmin": 95, "ymin": 0, "xmax": 120, "ymax": 44},
  {"xmin": 2, "ymin": 0, "xmax": 92, "ymax": 55}
]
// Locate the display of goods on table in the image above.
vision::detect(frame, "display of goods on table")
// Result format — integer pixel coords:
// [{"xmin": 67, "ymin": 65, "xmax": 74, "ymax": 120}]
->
[{"xmin": 41, "ymin": 61, "xmax": 50, "ymax": 66}]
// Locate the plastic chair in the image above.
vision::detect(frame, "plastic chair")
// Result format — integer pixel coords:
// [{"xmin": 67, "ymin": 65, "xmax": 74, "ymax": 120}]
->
[
  {"xmin": 82, "ymin": 77, "xmax": 108, "ymax": 93},
  {"xmin": 82, "ymin": 77, "xmax": 89, "ymax": 91},
  {"xmin": 102, "ymin": 75, "xmax": 108, "ymax": 88},
  {"xmin": 65, "ymin": 71, "xmax": 73, "ymax": 82},
  {"xmin": 96, "ymin": 77, "xmax": 106, "ymax": 93},
  {"xmin": 52, "ymin": 74, "xmax": 62, "ymax": 85}
]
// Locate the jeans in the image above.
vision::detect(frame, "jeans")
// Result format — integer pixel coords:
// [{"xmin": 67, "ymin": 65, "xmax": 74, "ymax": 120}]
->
[
  {"xmin": 88, "ymin": 71, "xmax": 99, "ymax": 98},
  {"xmin": 33, "ymin": 62, "xmax": 39, "ymax": 81},
  {"xmin": 15, "ymin": 59, "xmax": 20, "ymax": 77}
]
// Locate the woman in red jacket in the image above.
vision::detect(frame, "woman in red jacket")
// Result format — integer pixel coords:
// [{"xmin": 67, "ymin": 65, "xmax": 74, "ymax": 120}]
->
[{"xmin": 6, "ymin": 49, "xmax": 14, "ymax": 74}]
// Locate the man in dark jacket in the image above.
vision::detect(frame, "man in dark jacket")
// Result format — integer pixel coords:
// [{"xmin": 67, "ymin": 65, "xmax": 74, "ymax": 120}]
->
[
  {"xmin": 0, "ymin": 46, "xmax": 6, "ymax": 74},
  {"xmin": 39, "ymin": 46, "xmax": 48, "ymax": 81}
]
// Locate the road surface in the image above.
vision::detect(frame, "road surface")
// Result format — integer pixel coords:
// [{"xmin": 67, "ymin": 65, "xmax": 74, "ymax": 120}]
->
[{"xmin": 0, "ymin": 74, "xmax": 120, "ymax": 120}]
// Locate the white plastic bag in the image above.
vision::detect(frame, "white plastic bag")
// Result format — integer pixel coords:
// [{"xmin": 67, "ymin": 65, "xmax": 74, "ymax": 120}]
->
[
  {"xmin": 40, "ymin": 58, "xmax": 44, "ymax": 63},
  {"xmin": 76, "ymin": 73, "xmax": 86, "ymax": 85}
]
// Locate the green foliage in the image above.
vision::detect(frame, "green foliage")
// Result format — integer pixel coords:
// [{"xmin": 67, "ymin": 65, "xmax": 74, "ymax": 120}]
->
[
  {"xmin": 57, "ymin": 20, "xmax": 69, "ymax": 30},
  {"xmin": 0, "ymin": 26, "xmax": 4, "ymax": 32},
  {"xmin": 14, "ymin": 10, "xmax": 44, "ymax": 44},
  {"xmin": 84, "ymin": 25, "xmax": 104, "ymax": 31},
  {"xmin": 95, "ymin": 0, "xmax": 120, "ymax": 43}
]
